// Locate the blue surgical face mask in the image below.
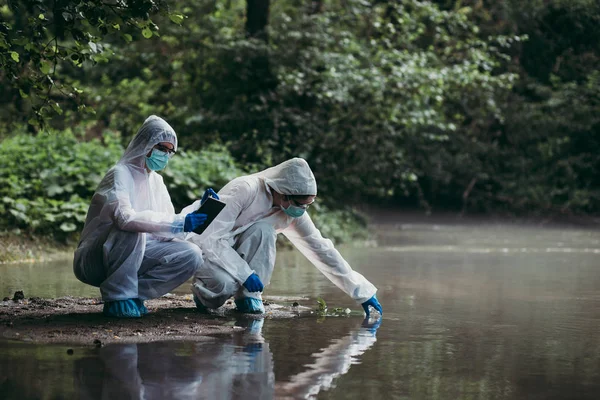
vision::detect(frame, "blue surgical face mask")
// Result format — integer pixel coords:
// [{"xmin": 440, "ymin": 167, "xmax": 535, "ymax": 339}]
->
[
  {"xmin": 280, "ymin": 203, "xmax": 306, "ymax": 218},
  {"xmin": 146, "ymin": 148, "xmax": 169, "ymax": 171}
]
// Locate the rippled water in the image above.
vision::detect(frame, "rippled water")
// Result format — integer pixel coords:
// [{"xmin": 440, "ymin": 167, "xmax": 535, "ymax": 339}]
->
[{"xmin": 1, "ymin": 221, "xmax": 600, "ymax": 399}]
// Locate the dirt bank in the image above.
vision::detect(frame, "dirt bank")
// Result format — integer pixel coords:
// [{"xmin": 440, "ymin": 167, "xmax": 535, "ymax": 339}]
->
[{"xmin": 0, "ymin": 294, "xmax": 311, "ymax": 345}]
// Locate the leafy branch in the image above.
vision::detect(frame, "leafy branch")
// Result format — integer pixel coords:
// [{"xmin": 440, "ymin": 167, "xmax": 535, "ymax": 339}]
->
[{"xmin": 0, "ymin": 0, "xmax": 183, "ymax": 130}]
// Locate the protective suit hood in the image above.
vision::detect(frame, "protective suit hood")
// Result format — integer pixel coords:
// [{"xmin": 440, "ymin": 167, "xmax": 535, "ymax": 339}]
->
[
  {"xmin": 119, "ymin": 115, "xmax": 178, "ymax": 169},
  {"xmin": 259, "ymin": 158, "xmax": 317, "ymax": 196}
]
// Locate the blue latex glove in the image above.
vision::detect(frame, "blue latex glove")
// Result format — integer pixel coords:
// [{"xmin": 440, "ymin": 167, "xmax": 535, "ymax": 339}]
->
[
  {"xmin": 184, "ymin": 212, "xmax": 208, "ymax": 232},
  {"xmin": 243, "ymin": 273, "xmax": 264, "ymax": 292},
  {"xmin": 201, "ymin": 188, "xmax": 220, "ymax": 206},
  {"xmin": 361, "ymin": 294, "xmax": 383, "ymax": 317}
]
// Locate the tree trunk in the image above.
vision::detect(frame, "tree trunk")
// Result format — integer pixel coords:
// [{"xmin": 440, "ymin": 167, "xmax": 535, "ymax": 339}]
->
[
  {"xmin": 309, "ymin": 0, "xmax": 323, "ymax": 15},
  {"xmin": 246, "ymin": 0, "xmax": 270, "ymax": 41}
]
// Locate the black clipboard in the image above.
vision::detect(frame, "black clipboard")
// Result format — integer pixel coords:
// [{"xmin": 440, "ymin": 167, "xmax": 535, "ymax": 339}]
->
[{"xmin": 192, "ymin": 197, "xmax": 226, "ymax": 235}]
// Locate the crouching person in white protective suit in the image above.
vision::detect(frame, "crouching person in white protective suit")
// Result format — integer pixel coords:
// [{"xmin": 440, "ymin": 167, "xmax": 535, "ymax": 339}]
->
[
  {"xmin": 73, "ymin": 116, "xmax": 213, "ymax": 318},
  {"xmin": 183, "ymin": 158, "xmax": 384, "ymax": 315}
]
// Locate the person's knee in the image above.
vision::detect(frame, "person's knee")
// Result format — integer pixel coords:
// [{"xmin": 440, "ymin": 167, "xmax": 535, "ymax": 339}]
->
[
  {"xmin": 247, "ymin": 221, "xmax": 276, "ymax": 244},
  {"xmin": 195, "ymin": 262, "xmax": 237, "ymax": 292},
  {"xmin": 108, "ymin": 228, "xmax": 143, "ymax": 247},
  {"xmin": 183, "ymin": 243, "xmax": 203, "ymax": 275}
]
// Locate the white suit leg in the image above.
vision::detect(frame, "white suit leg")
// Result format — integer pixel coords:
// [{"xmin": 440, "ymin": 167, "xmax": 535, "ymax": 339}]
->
[
  {"xmin": 233, "ymin": 222, "xmax": 277, "ymax": 301},
  {"xmin": 100, "ymin": 229, "xmax": 146, "ymax": 302},
  {"xmin": 137, "ymin": 238, "xmax": 203, "ymax": 300},
  {"xmin": 192, "ymin": 222, "xmax": 277, "ymax": 308},
  {"xmin": 192, "ymin": 260, "xmax": 239, "ymax": 309}
]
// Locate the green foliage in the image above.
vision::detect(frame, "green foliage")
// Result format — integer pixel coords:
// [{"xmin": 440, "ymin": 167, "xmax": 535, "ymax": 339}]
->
[
  {"xmin": 316, "ymin": 297, "xmax": 327, "ymax": 314},
  {"xmin": 315, "ymin": 297, "xmax": 353, "ymax": 317},
  {"xmin": 495, "ymin": 72, "xmax": 600, "ymax": 214},
  {"xmin": 163, "ymin": 143, "xmax": 244, "ymax": 208},
  {"xmin": 309, "ymin": 205, "xmax": 369, "ymax": 244},
  {"xmin": 0, "ymin": 128, "xmax": 367, "ymax": 243},
  {"xmin": 0, "ymin": 129, "xmax": 241, "ymax": 240},
  {"xmin": 3, "ymin": 1, "xmax": 519, "ymax": 203},
  {"xmin": 0, "ymin": 0, "xmax": 180, "ymax": 130},
  {"xmin": 426, "ymin": 0, "xmax": 600, "ymax": 215},
  {"xmin": 0, "ymin": 129, "xmax": 123, "ymax": 239},
  {"xmin": 1, "ymin": 0, "xmax": 599, "ymax": 218},
  {"xmin": 173, "ymin": 0, "xmax": 519, "ymax": 204}
]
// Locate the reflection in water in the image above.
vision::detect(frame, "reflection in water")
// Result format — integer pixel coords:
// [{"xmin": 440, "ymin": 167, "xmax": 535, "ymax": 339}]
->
[
  {"xmin": 384, "ymin": 245, "xmax": 600, "ymax": 254},
  {"xmin": 274, "ymin": 318, "xmax": 379, "ymax": 399},
  {"xmin": 71, "ymin": 317, "xmax": 379, "ymax": 400}
]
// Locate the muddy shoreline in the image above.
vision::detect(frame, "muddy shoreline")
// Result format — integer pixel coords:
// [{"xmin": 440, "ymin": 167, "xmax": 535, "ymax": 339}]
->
[{"xmin": 0, "ymin": 295, "xmax": 311, "ymax": 346}]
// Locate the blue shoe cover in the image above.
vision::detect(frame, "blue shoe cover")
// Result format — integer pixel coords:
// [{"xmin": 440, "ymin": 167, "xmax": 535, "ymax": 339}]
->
[
  {"xmin": 235, "ymin": 298, "xmax": 265, "ymax": 314},
  {"xmin": 103, "ymin": 299, "xmax": 141, "ymax": 318},
  {"xmin": 193, "ymin": 294, "xmax": 210, "ymax": 314},
  {"xmin": 133, "ymin": 298, "xmax": 148, "ymax": 315}
]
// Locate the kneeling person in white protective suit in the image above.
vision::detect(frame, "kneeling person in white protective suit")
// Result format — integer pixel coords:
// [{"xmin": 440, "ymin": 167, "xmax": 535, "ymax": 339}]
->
[
  {"xmin": 184, "ymin": 158, "xmax": 383, "ymax": 315},
  {"xmin": 73, "ymin": 116, "xmax": 215, "ymax": 318}
]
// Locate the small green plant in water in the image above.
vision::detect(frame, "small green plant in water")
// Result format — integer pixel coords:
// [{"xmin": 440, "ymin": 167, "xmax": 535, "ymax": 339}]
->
[
  {"xmin": 315, "ymin": 297, "xmax": 352, "ymax": 317},
  {"xmin": 316, "ymin": 297, "xmax": 327, "ymax": 314}
]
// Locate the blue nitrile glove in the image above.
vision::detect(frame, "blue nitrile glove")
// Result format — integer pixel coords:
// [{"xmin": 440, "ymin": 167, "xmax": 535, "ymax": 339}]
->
[
  {"xmin": 184, "ymin": 213, "xmax": 208, "ymax": 232},
  {"xmin": 243, "ymin": 273, "xmax": 264, "ymax": 292},
  {"xmin": 201, "ymin": 188, "xmax": 220, "ymax": 206},
  {"xmin": 361, "ymin": 294, "xmax": 383, "ymax": 317}
]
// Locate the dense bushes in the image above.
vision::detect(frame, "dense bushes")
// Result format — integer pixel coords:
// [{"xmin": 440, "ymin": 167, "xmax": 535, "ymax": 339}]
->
[
  {"xmin": 0, "ymin": 130, "xmax": 241, "ymax": 240},
  {"xmin": 0, "ymin": 130, "xmax": 122, "ymax": 239},
  {"xmin": 1, "ymin": 0, "xmax": 598, "ymax": 217},
  {"xmin": 0, "ymin": 129, "xmax": 366, "ymax": 244},
  {"xmin": 426, "ymin": 0, "xmax": 600, "ymax": 215}
]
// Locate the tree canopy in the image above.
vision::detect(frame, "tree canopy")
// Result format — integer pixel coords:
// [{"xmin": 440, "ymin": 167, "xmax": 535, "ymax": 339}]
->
[{"xmin": 1, "ymin": 0, "xmax": 598, "ymax": 221}]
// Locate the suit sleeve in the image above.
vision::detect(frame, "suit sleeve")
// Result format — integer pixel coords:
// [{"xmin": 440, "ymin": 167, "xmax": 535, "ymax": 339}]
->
[
  {"xmin": 110, "ymin": 165, "xmax": 185, "ymax": 234},
  {"xmin": 282, "ymin": 213, "xmax": 377, "ymax": 303}
]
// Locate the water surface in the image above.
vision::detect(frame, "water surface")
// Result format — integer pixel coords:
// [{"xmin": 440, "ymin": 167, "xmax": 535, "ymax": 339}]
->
[{"xmin": 1, "ymin": 221, "xmax": 599, "ymax": 399}]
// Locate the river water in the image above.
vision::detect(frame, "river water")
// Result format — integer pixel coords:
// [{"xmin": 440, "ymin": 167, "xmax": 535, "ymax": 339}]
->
[{"xmin": 1, "ymin": 221, "xmax": 599, "ymax": 399}]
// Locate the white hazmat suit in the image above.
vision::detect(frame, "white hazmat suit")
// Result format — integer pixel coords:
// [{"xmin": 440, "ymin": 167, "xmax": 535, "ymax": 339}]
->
[
  {"xmin": 73, "ymin": 116, "xmax": 203, "ymax": 302},
  {"xmin": 184, "ymin": 158, "xmax": 377, "ymax": 309}
]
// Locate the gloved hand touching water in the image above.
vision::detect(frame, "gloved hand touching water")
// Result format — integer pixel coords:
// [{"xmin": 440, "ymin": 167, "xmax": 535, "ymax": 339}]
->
[
  {"xmin": 201, "ymin": 188, "xmax": 220, "ymax": 205},
  {"xmin": 184, "ymin": 213, "xmax": 208, "ymax": 232},
  {"xmin": 361, "ymin": 294, "xmax": 383, "ymax": 317},
  {"xmin": 243, "ymin": 273, "xmax": 264, "ymax": 292}
]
